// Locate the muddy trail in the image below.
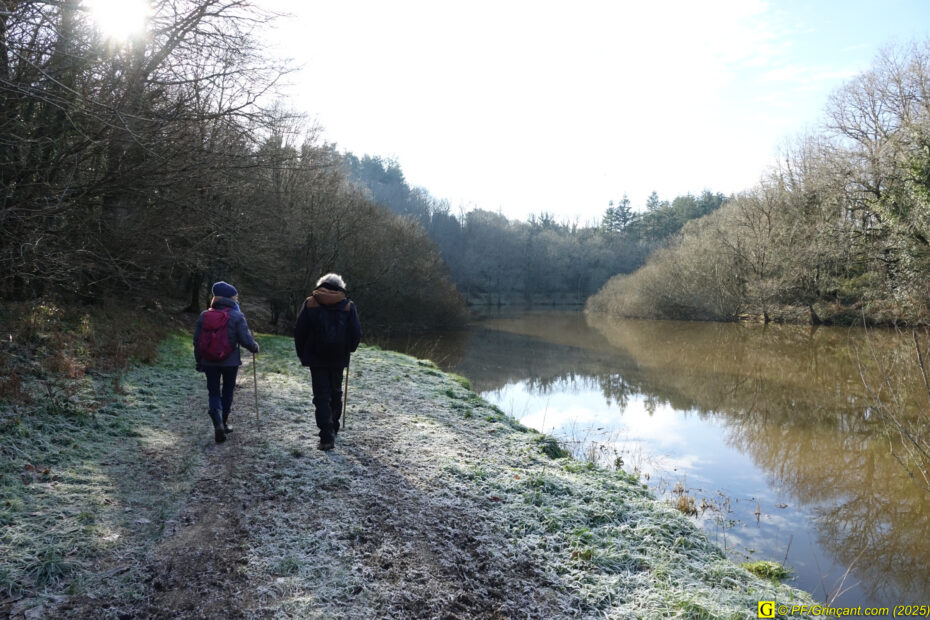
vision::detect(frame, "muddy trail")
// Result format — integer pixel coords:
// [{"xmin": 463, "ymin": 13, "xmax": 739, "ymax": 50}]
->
[{"xmin": 15, "ymin": 338, "xmax": 813, "ymax": 619}]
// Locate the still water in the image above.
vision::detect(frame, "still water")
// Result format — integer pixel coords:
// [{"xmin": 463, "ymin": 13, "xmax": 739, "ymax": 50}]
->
[{"xmin": 372, "ymin": 310, "xmax": 930, "ymax": 609}]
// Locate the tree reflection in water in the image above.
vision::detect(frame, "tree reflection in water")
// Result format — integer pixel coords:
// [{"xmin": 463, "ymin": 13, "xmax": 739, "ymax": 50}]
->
[
  {"xmin": 372, "ymin": 310, "xmax": 930, "ymax": 606},
  {"xmin": 590, "ymin": 315, "xmax": 930, "ymax": 604}
]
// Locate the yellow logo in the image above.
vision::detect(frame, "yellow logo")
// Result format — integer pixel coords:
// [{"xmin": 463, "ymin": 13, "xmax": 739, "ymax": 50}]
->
[{"xmin": 758, "ymin": 601, "xmax": 775, "ymax": 618}]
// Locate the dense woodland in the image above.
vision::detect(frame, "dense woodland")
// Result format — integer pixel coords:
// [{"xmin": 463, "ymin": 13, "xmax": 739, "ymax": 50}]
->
[
  {"xmin": 0, "ymin": 1, "xmax": 464, "ymax": 331},
  {"xmin": 589, "ymin": 39, "xmax": 930, "ymax": 326},
  {"xmin": 343, "ymin": 154, "xmax": 725, "ymax": 306}
]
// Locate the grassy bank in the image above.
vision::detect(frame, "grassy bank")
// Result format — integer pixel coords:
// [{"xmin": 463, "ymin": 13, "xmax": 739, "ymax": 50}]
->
[
  {"xmin": 0, "ymin": 332, "xmax": 205, "ymax": 610},
  {"xmin": 1, "ymin": 320, "xmax": 816, "ymax": 618}
]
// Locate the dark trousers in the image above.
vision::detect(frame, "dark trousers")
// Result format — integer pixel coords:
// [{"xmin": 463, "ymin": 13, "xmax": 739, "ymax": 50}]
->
[
  {"xmin": 204, "ymin": 366, "xmax": 239, "ymax": 414},
  {"xmin": 311, "ymin": 367, "xmax": 344, "ymax": 442}
]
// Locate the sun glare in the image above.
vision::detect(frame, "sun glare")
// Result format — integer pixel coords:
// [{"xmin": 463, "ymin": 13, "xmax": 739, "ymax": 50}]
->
[{"xmin": 84, "ymin": 0, "xmax": 151, "ymax": 41}]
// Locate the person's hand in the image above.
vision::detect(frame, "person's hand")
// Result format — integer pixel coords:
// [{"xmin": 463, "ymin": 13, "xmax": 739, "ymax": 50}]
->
[
  {"xmin": 196, "ymin": 362, "xmax": 204, "ymax": 372},
  {"xmin": 252, "ymin": 342, "xmax": 260, "ymax": 354}
]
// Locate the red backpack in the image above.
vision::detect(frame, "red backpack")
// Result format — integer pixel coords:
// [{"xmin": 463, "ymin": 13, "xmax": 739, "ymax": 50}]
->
[{"xmin": 197, "ymin": 308, "xmax": 235, "ymax": 362}]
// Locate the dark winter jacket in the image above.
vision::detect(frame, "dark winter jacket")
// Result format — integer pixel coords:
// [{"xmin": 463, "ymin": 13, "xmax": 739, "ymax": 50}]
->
[
  {"xmin": 193, "ymin": 296, "xmax": 259, "ymax": 367},
  {"xmin": 294, "ymin": 287, "xmax": 362, "ymax": 369}
]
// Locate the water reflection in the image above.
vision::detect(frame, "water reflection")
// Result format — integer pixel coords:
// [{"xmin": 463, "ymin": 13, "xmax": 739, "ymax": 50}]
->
[
  {"xmin": 371, "ymin": 312, "xmax": 930, "ymax": 608},
  {"xmin": 587, "ymin": 316, "xmax": 930, "ymax": 604}
]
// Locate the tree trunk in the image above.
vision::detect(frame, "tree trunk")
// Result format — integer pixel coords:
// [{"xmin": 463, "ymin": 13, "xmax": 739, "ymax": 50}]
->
[
  {"xmin": 0, "ymin": 3, "xmax": 9, "ymax": 83},
  {"xmin": 185, "ymin": 271, "xmax": 203, "ymax": 313},
  {"xmin": 808, "ymin": 304, "xmax": 821, "ymax": 326}
]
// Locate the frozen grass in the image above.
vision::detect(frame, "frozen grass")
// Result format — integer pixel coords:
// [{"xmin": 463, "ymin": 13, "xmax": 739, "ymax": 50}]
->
[
  {"xmin": 232, "ymin": 336, "xmax": 815, "ymax": 619},
  {"xmin": 0, "ymin": 334, "xmax": 206, "ymax": 610},
  {"xmin": 2, "ymin": 330, "xmax": 816, "ymax": 618}
]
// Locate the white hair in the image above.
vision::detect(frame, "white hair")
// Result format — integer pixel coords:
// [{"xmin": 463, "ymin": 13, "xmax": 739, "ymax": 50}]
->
[{"xmin": 316, "ymin": 272, "xmax": 346, "ymax": 290}]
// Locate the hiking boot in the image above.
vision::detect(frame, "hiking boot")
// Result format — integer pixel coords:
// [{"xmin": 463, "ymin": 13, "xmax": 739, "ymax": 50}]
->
[
  {"xmin": 317, "ymin": 440, "xmax": 335, "ymax": 451},
  {"xmin": 222, "ymin": 412, "xmax": 233, "ymax": 434},
  {"xmin": 209, "ymin": 409, "xmax": 226, "ymax": 443}
]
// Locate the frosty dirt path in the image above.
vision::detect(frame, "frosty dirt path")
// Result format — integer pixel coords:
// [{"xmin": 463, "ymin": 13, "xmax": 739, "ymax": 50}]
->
[
  {"xmin": 131, "ymin": 351, "xmax": 570, "ymax": 619},
  {"xmin": 52, "ymin": 338, "xmax": 813, "ymax": 619}
]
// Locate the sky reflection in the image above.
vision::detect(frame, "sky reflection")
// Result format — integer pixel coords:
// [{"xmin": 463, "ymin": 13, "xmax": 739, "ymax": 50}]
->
[{"xmin": 483, "ymin": 374, "xmax": 879, "ymax": 608}]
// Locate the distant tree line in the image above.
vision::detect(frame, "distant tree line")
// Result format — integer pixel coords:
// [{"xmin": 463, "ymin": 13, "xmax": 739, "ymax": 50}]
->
[
  {"xmin": 589, "ymin": 39, "xmax": 930, "ymax": 326},
  {"xmin": 0, "ymin": 1, "xmax": 464, "ymax": 332},
  {"xmin": 343, "ymin": 154, "xmax": 725, "ymax": 305}
]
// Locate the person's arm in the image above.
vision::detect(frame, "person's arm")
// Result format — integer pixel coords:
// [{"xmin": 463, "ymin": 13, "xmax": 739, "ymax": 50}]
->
[
  {"xmin": 236, "ymin": 313, "xmax": 259, "ymax": 353},
  {"xmin": 294, "ymin": 303, "xmax": 309, "ymax": 358}
]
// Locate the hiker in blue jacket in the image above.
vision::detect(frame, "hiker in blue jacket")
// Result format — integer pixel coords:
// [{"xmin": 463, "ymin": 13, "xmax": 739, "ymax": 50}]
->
[
  {"xmin": 294, "ymin": 273, "xmax": 362, "ymax": 451},
  {"xmin": 194, "ymin": 281, "xmax": 260, "ymax": 443}
]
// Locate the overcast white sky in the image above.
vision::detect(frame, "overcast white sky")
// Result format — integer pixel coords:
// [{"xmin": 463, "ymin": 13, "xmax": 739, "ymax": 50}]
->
[{"xmin": 258, "ymin": 0, "xmax": 930, "ymax": 223}]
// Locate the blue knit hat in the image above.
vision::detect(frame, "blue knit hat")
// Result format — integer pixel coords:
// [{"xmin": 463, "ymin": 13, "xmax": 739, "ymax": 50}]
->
[{"xmin": 212, "ymin": 281, "xmax": 238, "ymax": 298}]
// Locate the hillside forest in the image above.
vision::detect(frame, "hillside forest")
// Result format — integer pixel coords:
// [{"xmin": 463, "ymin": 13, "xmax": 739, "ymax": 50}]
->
[
  {"xmin": 589, "ymin": 39, "xmax": 930, "ymax": 326},
  {"xmin": 342, "ymin": 153, "xmax": 725, "ymax": 307}
]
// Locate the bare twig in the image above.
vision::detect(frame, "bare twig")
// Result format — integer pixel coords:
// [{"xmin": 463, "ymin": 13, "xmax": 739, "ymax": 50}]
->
[{"xmin": 855, "ymin": 315, "xmax": 930, "ymax": 492}]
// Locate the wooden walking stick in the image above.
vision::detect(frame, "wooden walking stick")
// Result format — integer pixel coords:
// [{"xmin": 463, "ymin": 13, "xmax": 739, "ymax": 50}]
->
[
  {"xmin": 342, "ymin": 356, "xmax": 350, "ymax": 430},
  {"xmin": 253, "ymin": 350, "xmax": 261, "ymax": 430}
]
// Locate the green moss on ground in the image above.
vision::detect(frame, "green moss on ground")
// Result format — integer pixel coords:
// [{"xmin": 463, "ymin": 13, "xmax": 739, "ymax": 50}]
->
[{"xmin": 741, "ymin": 560, "xmax": 792, "ymax": 582}]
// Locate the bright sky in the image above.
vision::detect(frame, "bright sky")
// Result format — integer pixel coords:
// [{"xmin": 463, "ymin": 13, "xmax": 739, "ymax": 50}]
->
[{"xmin": 258, "ymin": 0, "xmax": 930, "ymax": 223}]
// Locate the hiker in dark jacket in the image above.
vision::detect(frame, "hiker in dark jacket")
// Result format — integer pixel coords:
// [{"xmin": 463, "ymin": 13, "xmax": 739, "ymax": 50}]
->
[
  {"xmin": 194, "ymin": 281, "xmax": 260, "ymax": 443},
  {"xmin": 293, "ymin": 273, "xmax": 362, "ymax": 451}
]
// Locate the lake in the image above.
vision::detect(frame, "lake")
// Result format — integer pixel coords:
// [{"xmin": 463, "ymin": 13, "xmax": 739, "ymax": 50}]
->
[{"xmin": 371, "ymin": 310, "xmax": 930, "ymax": 609}]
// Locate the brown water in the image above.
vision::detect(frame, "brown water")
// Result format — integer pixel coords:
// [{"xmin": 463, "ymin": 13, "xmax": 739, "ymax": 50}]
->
[{"xmin": 371, "ymin": 310, "xmax": 930, "ymax": 609}]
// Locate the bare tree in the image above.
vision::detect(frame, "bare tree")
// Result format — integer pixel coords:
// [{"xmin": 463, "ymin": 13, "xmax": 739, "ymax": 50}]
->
[{"xmin": 0, "ymin": 0, "xmax": 287, "ymax": 298}]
